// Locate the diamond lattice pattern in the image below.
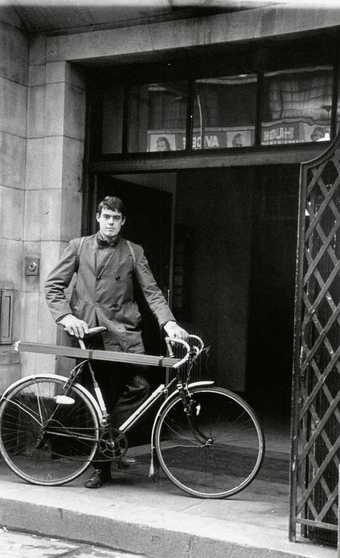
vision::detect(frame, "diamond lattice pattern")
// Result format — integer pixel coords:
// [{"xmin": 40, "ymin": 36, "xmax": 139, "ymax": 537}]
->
[{"xmin": 297, "ymin": 155, "xmax": 340, "ymax": 534}]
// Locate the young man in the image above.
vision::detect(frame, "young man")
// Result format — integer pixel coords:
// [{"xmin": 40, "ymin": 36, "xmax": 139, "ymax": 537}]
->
[{"xmin": 45, "ymin": 195, "xmax": 187, "ymax": 488}]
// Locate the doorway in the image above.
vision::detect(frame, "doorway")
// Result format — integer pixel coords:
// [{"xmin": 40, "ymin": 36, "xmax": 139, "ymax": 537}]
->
[
  {"xmin": 246, "ymin": 165, "xmax": 299, "ymax": 420},
  {"xmin": 174, "ymin": 165, "xmax": 299, "ymax": 423},
  {"xmin": 91, "ymin": 164, "xmax": 299, "ymax": 422},
  {"xmin": 93, "ymin": 172, "xmax": 176, "ymax": 357}
]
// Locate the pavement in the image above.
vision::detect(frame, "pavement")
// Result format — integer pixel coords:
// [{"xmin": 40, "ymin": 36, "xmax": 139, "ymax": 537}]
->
[
  {"xmin": 0, "ymin": 423, "xmax": 337, "ymax": 558},
  {"xmin": 0, "ymin": 526, "xmax": 144, "ymax": 558}
]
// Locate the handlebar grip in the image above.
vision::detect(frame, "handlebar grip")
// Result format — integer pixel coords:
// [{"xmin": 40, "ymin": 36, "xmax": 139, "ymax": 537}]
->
[
  {"xmin": 85, "ymin": 326, "xmax": 107, "ymax": 336},
  {"xmin": 165, "ymin": 334, "xmax": 205, "ymax": 369},
  {"xmin": 188, "ymin": 334, "xmax": 204, "ymax": 353},
  {"xmin": 165, "ymin": 337, "xmax": 191, "ymax": 369},
  {"xmin": 77, "ymin": 326, "xmax": 107, "ymax": 350}
]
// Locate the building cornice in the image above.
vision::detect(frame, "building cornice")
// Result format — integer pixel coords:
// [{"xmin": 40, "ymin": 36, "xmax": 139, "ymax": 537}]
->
[{"xmin": 40, "ymin": 5, "xmax": 340, "ymax": 65}]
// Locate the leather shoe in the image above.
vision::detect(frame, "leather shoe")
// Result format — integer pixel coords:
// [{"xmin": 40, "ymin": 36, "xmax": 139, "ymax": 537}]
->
[{"xmin": 84, "ymin": 468, "xmax": 111, "ymax": 489}]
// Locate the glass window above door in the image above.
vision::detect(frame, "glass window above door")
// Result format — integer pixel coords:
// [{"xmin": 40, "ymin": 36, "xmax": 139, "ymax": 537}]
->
[
  {"xmin": 127, "ymin": 82, "xmax": 188, "ymax": 153},
  {"xmin": 192, "ymin": 75, "xmax": 257, "ymax": 150},
  {"xmin": 261, "ymin": 67, "xmax": 333, "ymax": 145},
  {"xmin": 97, "ymin": 63, "xmax": 338, "ymax": 157}
]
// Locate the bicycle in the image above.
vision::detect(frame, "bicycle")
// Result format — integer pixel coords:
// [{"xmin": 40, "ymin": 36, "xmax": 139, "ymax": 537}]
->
[{"xmin": 0, "ymin": 328, "xmax": 265, "ymax": 498}]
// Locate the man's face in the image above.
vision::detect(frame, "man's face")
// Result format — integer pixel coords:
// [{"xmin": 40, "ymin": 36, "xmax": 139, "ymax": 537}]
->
[{"xmin": 96, "ymin": 208, "xmax": 125, "ymax": 239}]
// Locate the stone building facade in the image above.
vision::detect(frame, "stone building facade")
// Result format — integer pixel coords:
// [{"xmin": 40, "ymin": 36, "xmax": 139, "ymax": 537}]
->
[
  {"xmin": 1, "ymin": 2, "xmax": 340, "ymax": 393},
  {"xmin": 0, "ymin": 7, "xmax": 86, "ymax": 388}
]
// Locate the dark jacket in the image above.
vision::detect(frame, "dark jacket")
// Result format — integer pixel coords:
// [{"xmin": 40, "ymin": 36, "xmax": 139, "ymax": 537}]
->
[{"xmin": 44, "ymin": 234, "xmax": 175, "ymax": 352}]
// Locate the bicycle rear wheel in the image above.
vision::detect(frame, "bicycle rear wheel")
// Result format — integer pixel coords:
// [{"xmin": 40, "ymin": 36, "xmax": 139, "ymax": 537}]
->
[
  {"xmin": 0, "ymin": 375, "xmax": 100, "ymax": 485},
  {"xmin": 155, "ymin": 386, "xmax": 264, "ymax": 498}
]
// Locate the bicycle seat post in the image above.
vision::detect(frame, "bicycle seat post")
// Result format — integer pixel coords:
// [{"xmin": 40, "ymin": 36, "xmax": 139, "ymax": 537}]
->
[
  {"xmin": 78, "ymin": 333, "xmax": 110, "ymax": 426},
  {"xmin": 78, "ymin": 338, "xmax": 86, "ymax": 351}
]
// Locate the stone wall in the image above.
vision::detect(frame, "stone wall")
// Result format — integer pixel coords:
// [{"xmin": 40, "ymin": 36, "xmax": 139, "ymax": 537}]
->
[
  {"xmin": 23, "ymin": 45, "xmax": 86, "ymax": 377},
  {"xmin": 0, "ymin": 7, "xmax": 86, "ymax": 387},
  {"xmin": 0, "ymin": 8, "xmax": 28, "ymax": 390}
]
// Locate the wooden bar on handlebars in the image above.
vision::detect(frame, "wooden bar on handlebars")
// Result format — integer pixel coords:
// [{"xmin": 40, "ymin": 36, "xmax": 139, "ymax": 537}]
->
[{"xmin": 15, "ymin": 341, "xmax": 181, "ymax": 369}]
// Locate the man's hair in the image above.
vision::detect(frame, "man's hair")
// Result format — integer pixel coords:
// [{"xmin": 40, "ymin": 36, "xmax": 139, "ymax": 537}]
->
[{"xmin": 96, "ymin": 196, "xmax": 126, "ymax": 217}]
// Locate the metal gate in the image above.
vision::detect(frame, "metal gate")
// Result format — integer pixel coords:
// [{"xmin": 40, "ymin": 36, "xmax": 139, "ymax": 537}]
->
[{"xmin": 290, "ymin": 137, "xmax": 340, "ymax": 545}]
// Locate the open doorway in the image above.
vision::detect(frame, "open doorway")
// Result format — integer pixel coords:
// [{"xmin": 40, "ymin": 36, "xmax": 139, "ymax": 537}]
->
[
  {"xmin": 92, "ymin": 165, "xmax": 299, "ymax": 424},
  {"xmin": 94, "ymin": 172, "xmax": 176, "ymax": 358},
  {"xmin": 174, "ymin": 165, "xmax": 299, "ymax": 426}
]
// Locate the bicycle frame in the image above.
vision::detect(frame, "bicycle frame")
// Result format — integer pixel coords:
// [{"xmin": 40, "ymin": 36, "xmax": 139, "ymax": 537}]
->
[
  {"xmin": 66, "ymin": 334, "xmax": 199, "ymax": 427},
  {"xmin": 4, "ymin": 333, "xmax": 209, "ymax": 457},
  {"xmin": 60, "ymin": 335, "xmax": 212, "ymax": 455},
  {"xmin": 63, "ymin": 345, "xmax": 213, "ymax": 437},
  {"xmin": 61, "ymin": 357, "xmax": 177, "ymax": 433}
]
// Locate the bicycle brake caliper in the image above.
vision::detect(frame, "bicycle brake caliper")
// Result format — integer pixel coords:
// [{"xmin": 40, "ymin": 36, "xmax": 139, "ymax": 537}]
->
[{"xmin": 184, "ymin": 393, "xmax": 200, "ymax": 417}]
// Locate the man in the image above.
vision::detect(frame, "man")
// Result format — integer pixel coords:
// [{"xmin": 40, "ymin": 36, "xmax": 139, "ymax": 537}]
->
[{"xmin": 45, "ymin": 195, "xmax": 187, "ymax": 488}]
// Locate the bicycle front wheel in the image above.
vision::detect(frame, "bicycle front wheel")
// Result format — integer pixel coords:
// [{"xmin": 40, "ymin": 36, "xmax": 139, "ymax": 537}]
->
[
  {"xmin": 155, "ymin": 386, "xmax": 265, "ymax": 498},
  {"xmin": 0, "ymin": 375, "xmax": 100, "ymax": 485}
]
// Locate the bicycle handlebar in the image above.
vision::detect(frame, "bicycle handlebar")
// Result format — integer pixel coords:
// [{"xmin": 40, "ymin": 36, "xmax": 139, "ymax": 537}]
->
[
  {"xmin": 74, "ymin": 326, "xmax": 204, "ymax": 370},
  {"xmin": 165, "ymin": 335, "xmax": 205, "ymax": 369},
  {"xmin": 84, "ymin": 326, "xmax": 107, "ymax": 336}
]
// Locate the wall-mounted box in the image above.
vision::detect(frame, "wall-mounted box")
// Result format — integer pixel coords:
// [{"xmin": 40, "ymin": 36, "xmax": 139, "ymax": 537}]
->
[
  {"xmin": 0, "ymin": 289, "xmax": 14, "ymax": 344},
  {"xmin": 24, "ymin": 256, "xmax": 40, "ymax": 276}
]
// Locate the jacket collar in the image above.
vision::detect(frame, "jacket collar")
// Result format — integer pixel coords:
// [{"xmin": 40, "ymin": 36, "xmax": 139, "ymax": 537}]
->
[{"xmin": 96, "ymin": 231, "xmax": 121, "ymax": 248}]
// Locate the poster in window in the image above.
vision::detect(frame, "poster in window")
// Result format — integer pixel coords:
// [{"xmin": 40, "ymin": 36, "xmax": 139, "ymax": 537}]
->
[
  {"xmin": 226, "ymin": 128, "xmax": 254, "ymax": 148},
  {"xmin": 148, "ymin": 133, "xmax": 177, "ymax": 152}
]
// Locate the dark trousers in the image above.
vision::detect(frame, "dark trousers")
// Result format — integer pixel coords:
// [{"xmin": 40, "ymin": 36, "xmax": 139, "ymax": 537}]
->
[
  {"xmin": 82, "ymin": 333, "xmax": 150, "ymax": 425},
  {"xmin": 80, "ymin": 336, "xmax": 150, "ymax": 471},
  {"xmin": 85, "ymin": 360, "xmax": 150, "ymax": 426}
]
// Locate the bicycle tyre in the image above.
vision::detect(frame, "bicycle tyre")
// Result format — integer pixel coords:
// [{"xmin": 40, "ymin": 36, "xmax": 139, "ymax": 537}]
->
[
  {"xmin": 0, "ymin": 375, "xmax": 100, "ymax": 486},
  {"xmin": 154, "ymin": 386, "xmax": 265, "ymax": 498}
]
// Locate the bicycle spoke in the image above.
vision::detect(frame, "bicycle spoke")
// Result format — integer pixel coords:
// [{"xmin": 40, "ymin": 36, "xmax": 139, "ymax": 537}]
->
[
  {"xmin": 162, "ymin": 420, "xmax": 202, "ymax": 447},
  {"xmin": 0, "ymin": 377, "xmax": 99, "ymax": 485},
  {"xmin": 2, "ymin": 397, "xmax": 43, "ymax": 427},
  {"xmin": 156, "ymin": 387, "xmax": 264, "ymax": 498},
  {"xmin": 35, "ymin": 382, "xmax": 45, "ymax": 424}
]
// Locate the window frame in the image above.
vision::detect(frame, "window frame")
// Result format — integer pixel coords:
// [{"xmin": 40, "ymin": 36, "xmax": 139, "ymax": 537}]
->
[
  {"xmin": 260, "ymin": 65, "xmax": 334, "ymax": 147},
  {"xmin": 87, "ymin": 37, "xmax": 340, "ymax": 161}
]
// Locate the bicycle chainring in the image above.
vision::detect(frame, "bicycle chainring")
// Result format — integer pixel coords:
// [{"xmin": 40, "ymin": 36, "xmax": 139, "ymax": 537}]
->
[{"xmin": 99, "ymin": 431, "xmax": 128, "ymax": 459}]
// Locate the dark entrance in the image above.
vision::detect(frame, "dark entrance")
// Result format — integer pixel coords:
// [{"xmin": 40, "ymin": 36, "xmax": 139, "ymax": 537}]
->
[
  {"xmin": 92, "ymin": 173, "xmax": 174, "ymax": 355},
  {"xmin": 174, "ymin": 165, "xmax": 299, "ymax": 423},
  {"xmin": 246, "ymin": 165, "xmax": 299, "ymax": 420},
  {"xmin": 89, "ymin": 165, "xmax": 299, "ymax": 422}
]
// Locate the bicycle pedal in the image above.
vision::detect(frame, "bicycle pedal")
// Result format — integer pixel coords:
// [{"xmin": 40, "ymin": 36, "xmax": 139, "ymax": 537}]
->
[{"xmin": 115, "ymin": 456, "xmax": 137, "ymax": 470}]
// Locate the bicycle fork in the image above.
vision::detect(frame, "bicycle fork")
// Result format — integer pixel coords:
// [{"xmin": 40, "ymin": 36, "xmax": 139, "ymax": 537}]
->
[
  {"xmin": 177, "ymin": 384, "xmax": 215, "ymax": 447},
  {"xmin": 148, "ymin": 382, "xmax": 215, "ymax": 479}
]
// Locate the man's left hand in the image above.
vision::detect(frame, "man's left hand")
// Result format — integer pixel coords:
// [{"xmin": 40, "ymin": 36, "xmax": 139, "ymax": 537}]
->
[{"xmin": 164, "ymin": 321, "xmax": 188, "ymax": 340}]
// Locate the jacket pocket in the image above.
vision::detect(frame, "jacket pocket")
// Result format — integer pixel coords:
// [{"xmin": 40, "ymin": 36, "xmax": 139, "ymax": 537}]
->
[{"xmin": 123, "ymin": 301, "xmax": 142, "ymax": 329}]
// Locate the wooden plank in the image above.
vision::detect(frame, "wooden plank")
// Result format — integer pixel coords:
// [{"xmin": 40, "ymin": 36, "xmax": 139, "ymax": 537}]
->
[{"xmin": 16, "ymin": 341, "xmax": 180, "ymax": 368}]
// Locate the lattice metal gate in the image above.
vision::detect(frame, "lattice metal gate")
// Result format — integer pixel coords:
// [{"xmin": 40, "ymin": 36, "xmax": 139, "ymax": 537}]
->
[{"xmin": 290, "ymin": 137, "xmax": 340, "ymax": 545}]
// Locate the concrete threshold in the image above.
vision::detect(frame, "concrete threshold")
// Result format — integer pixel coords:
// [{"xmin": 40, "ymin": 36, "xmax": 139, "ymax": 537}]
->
[{"xmin": 0, "ymin": 459, "xmax": 335, "ymax": 558}]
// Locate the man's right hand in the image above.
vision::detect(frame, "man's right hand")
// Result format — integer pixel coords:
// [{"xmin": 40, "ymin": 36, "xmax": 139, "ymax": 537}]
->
[{"xmin": 58, "ymin": 314, "xmax": 89, "ymax": 338}]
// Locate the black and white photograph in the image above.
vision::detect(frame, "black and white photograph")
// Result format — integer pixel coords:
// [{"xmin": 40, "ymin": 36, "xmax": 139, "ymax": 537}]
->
[{"xmin": 0, "ymin": 1, "xmax": 339, "ymax": 557}]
